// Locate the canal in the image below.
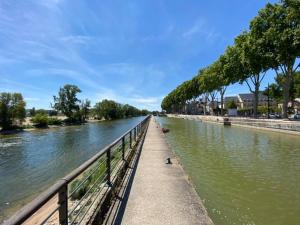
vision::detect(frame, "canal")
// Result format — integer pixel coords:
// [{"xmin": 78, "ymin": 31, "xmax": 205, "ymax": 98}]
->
[
  {"xmin": 0, "ymin": 117, "xmax": 145, "ymax": 223},
  {"xmin": 156, "ymin": 117, "xmax": 300, "ymax": 225}
]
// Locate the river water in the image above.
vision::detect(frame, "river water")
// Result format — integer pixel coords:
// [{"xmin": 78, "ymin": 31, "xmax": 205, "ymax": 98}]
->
[
  {"xmin": 0, "ymin": 117, "xmax": 145, "ymax": 222},
  {"xmin": 157, "ymin": 117, "xmax": 300, "ymax": 225}
]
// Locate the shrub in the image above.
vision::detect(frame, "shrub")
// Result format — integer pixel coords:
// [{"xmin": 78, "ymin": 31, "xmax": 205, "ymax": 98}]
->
[
  {"xmin": 226, "ymin": 100, "xmax": 237, "ymax": 109},
  {"xmin": 237, "ymin": 108, "xmax": 252, "ymax": 116},
  {"xmin": 48, "ymin": 117, "xmax": 62, "ymax": 125},
  {"xmin": 31, "ymin": 113, "xmax": 48, "ymax": 128},
  {"xmin": 258, "ymin": 106, "xmax": 268, "ymax": 114}
]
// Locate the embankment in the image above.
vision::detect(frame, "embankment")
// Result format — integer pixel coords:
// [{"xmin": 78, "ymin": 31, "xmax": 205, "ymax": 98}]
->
[{"xmin": 167, "ymin": 114, "xmax": 300, "ymax": 135}]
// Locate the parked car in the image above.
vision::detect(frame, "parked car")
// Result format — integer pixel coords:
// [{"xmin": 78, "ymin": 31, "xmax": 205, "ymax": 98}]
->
[
  {"xmin": 294, "ymin": 113, "xmax": 300, "ymax": 120},
  {"xmin": 269, "ymin": 113, "xmax": 276, "ymax": 119},
  {"xmin": 269, "ymin": 113, "xmax": 281, "ymax": 119}
]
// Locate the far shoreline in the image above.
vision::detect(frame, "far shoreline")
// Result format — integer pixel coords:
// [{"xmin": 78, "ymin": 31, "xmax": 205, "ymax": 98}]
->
[
  {"xmin": 0, "ymin": 116, "xmax": 146, "ymax": 135},
  {"xmin": 0, "ymin": 119, "xmax": 100, "ymax": 135}
]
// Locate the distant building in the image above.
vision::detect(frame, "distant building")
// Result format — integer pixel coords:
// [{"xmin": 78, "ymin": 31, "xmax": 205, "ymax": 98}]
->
[
  {"xmin": 237, "ymin": 93, "xmax": 275, "ymax": 109},
  {"xmin": 185, "ymin": 100, "xmax": 204, "ymax": 115},
  {"xmin": 224, "ymin": 93, "xmax": 276, "ymax": 110},
  {"xmin": 224, "ymin": 96, "xmax": 239, "ymax": 109},
  {"xmin": 278, "ymin": 98, "xmax": 300, "ymax": 114}
]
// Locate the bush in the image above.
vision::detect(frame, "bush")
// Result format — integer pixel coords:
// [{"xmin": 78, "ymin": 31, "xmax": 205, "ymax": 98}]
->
[
  {"xmin": 226, "ymin": 100, "xmax": 237, "ymax": 109},
  {"xmin": 35, "ymin": 109, "xmax": 47, "ymax": 115},
  {"xmin": 48, "ymin": 117, "xmax": 62, "ymax": 125},
  {"xmin": 31, "ymin": 113, "xmax": 49, "ymax": 128},
  {"xmin": 237, "ymin": 108, "xmax": 252, "ymax": 116},
  {"xmin": 258, "ymin": 106, "xmax": 268, "ymax": 114}
]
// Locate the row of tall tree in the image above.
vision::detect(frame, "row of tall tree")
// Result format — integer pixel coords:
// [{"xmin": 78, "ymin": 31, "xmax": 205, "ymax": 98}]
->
[
  {"xmin": 161, "ymin": 0, "xmax": 300, "ymax": 118},
  {"xmin": 93, "ymin": 99, "xmax": 149, "ymax": 120}
]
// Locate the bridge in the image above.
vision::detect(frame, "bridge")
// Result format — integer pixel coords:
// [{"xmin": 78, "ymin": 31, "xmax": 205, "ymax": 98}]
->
[{"xmin": 3, "ymin": 116, "xmax": 213, "ymax": 225}]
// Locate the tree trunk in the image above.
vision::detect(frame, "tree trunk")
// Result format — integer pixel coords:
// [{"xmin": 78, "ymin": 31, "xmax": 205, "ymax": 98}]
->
[
  {"xmin": 202, "ymin": 95, "xmax": 206, "ymax": 115},
  {"xmin": 220, "ymin": 92, "xmax": 224, "ymax": 116},
  {"xmin": 253, "ymin": 84, "xmax": 259, "ymax": 118},
  {"xmin": 282, "ymin": 66, "xmax": 292, "ymax": 118}
]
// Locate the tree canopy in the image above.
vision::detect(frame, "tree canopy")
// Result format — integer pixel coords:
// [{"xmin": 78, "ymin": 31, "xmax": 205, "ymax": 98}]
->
[
  {"xmin": 94, "ymin": 99, "xmax": 149, "ymax": 120},
  {"xmin": 52, "ymin": 84, "xmax": 83, "ymax": 122},
  {"xmin": 161, "ymin": 0, "xmax": 300, "ymax": 118},
  {"xmin": 0, "ymin": 93, "xmax": 26, "ymax": 130}
]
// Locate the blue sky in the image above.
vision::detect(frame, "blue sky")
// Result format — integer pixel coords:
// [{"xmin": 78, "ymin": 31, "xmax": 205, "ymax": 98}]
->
[{"xmin": 0, "ymin": 0, "xmax": 277, "ymax": 111}]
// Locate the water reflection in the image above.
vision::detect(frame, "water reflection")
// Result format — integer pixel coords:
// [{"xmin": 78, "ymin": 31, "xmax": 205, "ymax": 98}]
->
[
  {"xmin": 157, "ymin": 117, "xmax": 300, "ymax": 225},
  {"xmin": 0, "ymin": 117, "xmax": 144, "ymax": 222}
]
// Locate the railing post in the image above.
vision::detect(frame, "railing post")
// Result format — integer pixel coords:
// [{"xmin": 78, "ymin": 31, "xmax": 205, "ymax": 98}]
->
[
  {"xmin": 58, "ymin": 183, "xmax": 68, "ymax": 225},
  {"xmin": 134, "ymin": 127, "xmax": 136, "ymax": 142},
  {"xmin": 106, "ymin": 148, "xmax": 111, "ymax": 186},
  {"xmin": 130, "ymin": 130, "xmax": 132, "ymax": 149},
  {"xmin": 122, "ymin": 136, "xmax": 125, "ymax": 160}
]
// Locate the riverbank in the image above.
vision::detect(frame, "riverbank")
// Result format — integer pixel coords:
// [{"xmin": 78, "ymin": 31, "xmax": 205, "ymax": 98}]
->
[
  {"xmin": 0, "ymin": 117, "xmax": 145, "ymax": 135},
  {"xmin": 0, "ymin": 119, "xmax": 107, "ymax": 135},
  {"xmin": 167, "ymin": 114, "xmax": 300, "ymax": 135}
]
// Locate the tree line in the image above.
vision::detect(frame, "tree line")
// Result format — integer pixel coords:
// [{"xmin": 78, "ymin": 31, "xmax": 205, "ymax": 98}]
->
[
  {"xmin": 161, "ymin": 0, "xmax": 300, "ymax": 118},
  {"xmin": 93, "ymin": 99, "xmax": 149, "ymax": 120},
  {"xmin": 0, "ymin": 84, "xmax": 149, "ymax": 131}
]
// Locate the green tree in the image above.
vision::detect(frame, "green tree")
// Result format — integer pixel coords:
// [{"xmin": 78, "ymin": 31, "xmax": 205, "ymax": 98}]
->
[
  {"xmin": 94, "ymin": 99, "xmax": 123, "ymax": 120},
  {"xmin": 201, "ymin": 59, "xmax": 231, "ymax": 116},
  {"xmin": 48, "ymin": 110, "xmax": 58, "ymax": 116},
  {"xmin": 80, "ymin": 99, "xmax": 91, "ymax": 121},
  {"xmin": 263, "ymin": 83, "xmax": 282, "ymax": 103},
  {"xmin": 250, "ymin": 0, "xmax": 300, "ymax": 118},
  {"xmin": 294, "ymin": 72, "xmax": 300, "ymax": 98},
  {"xmin": 35, "ymin": 109, "xmax": 47, "ymax": 115},
  {"xmin": 161, "ymin": 73, "xmax": 203, "ymax": 114},
  {"xmin": 226, "ymin": 100, "xmax": 237, "ymax": 109},
  {"xmin": 0, "ymin": 93, "xmax": 26, "ymax": 130},
  {"xmin": 264, "ymin": 72, "xmax": 300, "ymax": 110},
  {"xmin": 52, "ymin": 84, "xmax": 81, "ymax": 121},
  {"xmin": 29, "ymin": 107, "xmax": 36, "ymax": 117},
  {"xmin": 233, "ymin": 32, "xmax": 269, "ymax": 118},
  {"xmin": 31, "ymin": 113, "xmax": 49, "ymax": 128},
  {"xmin": 123, "ymin": 104, "xmax": 140, "ymax": 117}
]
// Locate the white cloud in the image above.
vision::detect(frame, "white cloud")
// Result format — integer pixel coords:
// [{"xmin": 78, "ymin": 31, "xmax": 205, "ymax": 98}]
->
[
  {"xmin": 27, "ymin": 68, "xmax": 102, "ymax": 89},
  {"xmin": 24, "ymin": 97, "xmax": 40, "ymax": 101},
  {"xmin": 0, "ymin": 78, "xmax": 44, "ymax": 92},
  {"xmin": 182, "ymin": 21, "xmax": 205, "ymax": 39},
  {"xmin": 95, "ymin": 88, "xmax": 120, "ymax": 102},
  {"xmin": 182, "ymin": 19, "xmax": 220, "ymax": 43},
  {"xmin": 127, "ymin": 96, "xmax": 163, "ymax": 110},
  {"xmin": 129, "ymin": 96, "xmax": 162, "ymax": 104},
  {"xmin": 91, "ymin": 89, "xmax": 163, "ymax": 111}
]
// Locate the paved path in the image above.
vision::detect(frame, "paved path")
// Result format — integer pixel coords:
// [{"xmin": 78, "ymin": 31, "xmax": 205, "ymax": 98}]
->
[{"xmin": 121, "ymin": 117, "xmax": 213, "ymax": 225}]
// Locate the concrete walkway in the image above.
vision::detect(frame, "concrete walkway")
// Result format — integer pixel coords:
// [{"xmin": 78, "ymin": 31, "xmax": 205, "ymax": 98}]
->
[{"xmin": 120, "ymin": 117, "xmax": 213, "ymax": 225}]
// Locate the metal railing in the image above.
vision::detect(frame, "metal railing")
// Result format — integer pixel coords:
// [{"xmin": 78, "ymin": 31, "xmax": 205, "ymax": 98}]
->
[{"xmin": 3, "ymin": 115, "xmax": 150, "ymax": 225}]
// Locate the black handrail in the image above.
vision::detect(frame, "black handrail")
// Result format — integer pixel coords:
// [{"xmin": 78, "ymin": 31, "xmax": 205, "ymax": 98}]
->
[{"xmin": 3, "ymin": 115, "xmax": 150, "ymax": 225}]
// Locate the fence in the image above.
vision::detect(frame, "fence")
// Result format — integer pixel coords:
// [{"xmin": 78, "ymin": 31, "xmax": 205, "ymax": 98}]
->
[{"xmin": 3, "ymin": 116, "xmax": 150, "ymax": 225}]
